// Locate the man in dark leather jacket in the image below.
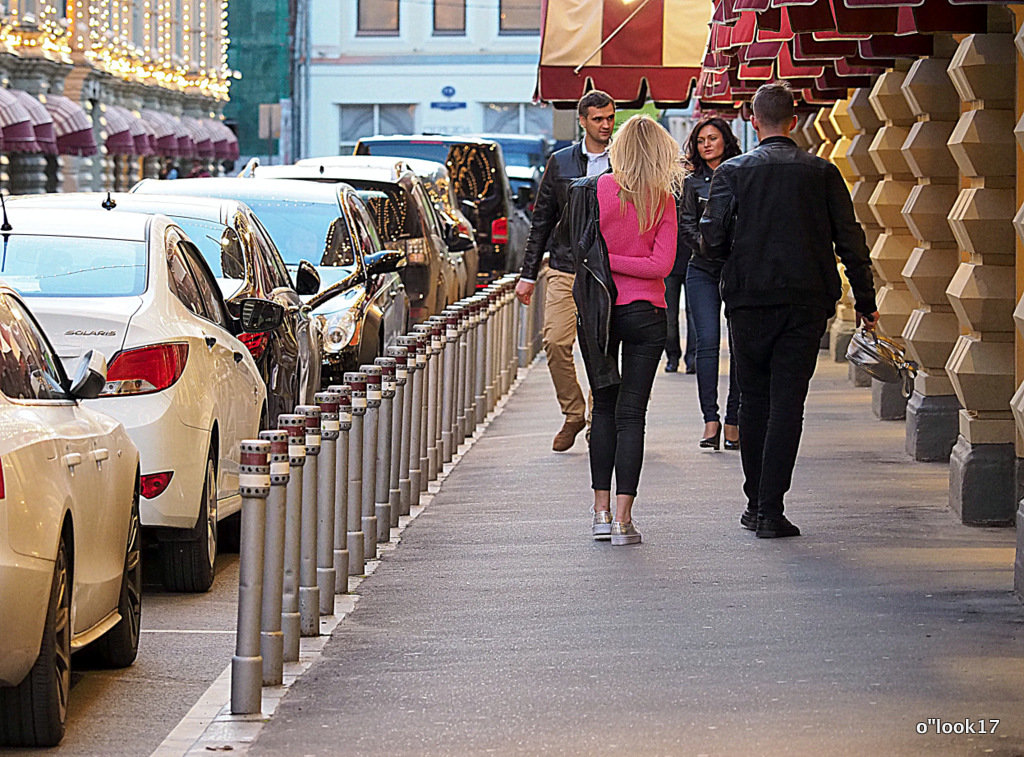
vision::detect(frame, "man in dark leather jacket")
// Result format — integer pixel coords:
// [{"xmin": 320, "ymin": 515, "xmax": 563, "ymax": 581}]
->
[
  {"xmin": 699, "ymin": 81, "xmax": 879, "ymax": 540},
  {"xmin": 515, "ymin": 90, "xmax": 615, "ymax": 451}
]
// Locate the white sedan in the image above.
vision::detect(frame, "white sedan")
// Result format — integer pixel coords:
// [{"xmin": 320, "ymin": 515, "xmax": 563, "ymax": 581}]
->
[
  {"xmin": 0, "ymin": 287, "xmax": 140, "ymax": 747},
  {"xmin": 0, "ymin": 207, "xmax": 273, "ymax": 592}
]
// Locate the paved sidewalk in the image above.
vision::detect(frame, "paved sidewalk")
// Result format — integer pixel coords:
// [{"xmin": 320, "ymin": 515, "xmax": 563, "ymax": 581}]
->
[{"xmin": 251, "ymin": 354, "xmax": 1024, "ymax": 756}]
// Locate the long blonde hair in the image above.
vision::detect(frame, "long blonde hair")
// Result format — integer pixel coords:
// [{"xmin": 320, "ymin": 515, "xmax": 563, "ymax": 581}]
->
[{"xmin": 608, "ymin": 114, "xmax": 684, "ymax": 233}]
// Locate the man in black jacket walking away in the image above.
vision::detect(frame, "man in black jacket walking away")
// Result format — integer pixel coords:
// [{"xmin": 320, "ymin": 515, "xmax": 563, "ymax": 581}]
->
[
  {"xmin": 699, "ymin": 82, "xmax": 879, "ymax": 538},
  {"xmin": 515, "ymin": 90, "xmax": 615, "ymax": 451}
]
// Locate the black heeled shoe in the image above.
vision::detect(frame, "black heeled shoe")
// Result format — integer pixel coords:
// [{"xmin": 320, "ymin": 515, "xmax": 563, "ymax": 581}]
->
[
  {"xmin": 699, "ymin": 425, "xmax": 721, "ymax": 450},
  {"xmin": 723, "ymin": 425, "xmax": 740, "ymax": 451}
]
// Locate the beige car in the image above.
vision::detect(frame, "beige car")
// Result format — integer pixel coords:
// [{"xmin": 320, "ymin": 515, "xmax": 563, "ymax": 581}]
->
[{"xmin": 0, "ymin": 288, "xmax": 140, "ymax": 747}]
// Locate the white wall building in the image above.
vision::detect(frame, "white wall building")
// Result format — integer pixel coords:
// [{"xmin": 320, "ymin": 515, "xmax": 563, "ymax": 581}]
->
[{"xmin": 303, "ymin": 0, "xmax": 550, "ymax": 158}]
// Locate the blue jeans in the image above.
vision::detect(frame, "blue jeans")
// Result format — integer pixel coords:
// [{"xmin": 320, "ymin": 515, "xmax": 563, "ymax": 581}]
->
[
  {"xmin": 685, "ymin": 265, "xmax": 739, "ymax": 426},
  {"xmin": 664, "ymin": 271, "xmax": 695, "ymax": 369},
  {"xmin": 590, "ymin": 301, "xmax": 666, "ymax": 496}
]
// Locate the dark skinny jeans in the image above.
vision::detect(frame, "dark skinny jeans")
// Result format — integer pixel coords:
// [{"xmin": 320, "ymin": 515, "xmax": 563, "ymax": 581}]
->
[
  {"xmin": 685, "ymin": 264, "xmax": 740, "ymax": 426},
  {"xmin": 589, "ymin": 301, "xmax": 667, "ymax": 496},
  {"xmin": 729, "ymin": 305, "xmax": 828, "ymax": 519},
  {"xmin": 664, "ymin": 271, "xmax": 696, "ymax": 368}
]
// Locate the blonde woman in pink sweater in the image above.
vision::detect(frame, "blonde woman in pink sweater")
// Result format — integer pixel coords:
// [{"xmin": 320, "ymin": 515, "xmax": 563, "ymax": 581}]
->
[{"xmin": 584, "ymin": 115, "xmax": 683, "ymax": 546}]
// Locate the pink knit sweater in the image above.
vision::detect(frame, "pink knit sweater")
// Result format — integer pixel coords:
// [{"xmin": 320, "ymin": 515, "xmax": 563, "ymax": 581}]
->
[{"xmin": 597, "ymin": 173, "xmax": 677, "ymax": 307}]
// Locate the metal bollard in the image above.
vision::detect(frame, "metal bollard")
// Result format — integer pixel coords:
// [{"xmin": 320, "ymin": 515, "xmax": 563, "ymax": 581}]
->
[
  {"xmin": 500, "ymin": 280, "xmax": 514, "ymax": 395},
  {"xmin": 473, "ymin": 294, "xmax": 488, "ymax": 426},
  {"xmin": 385, "ymin": 346, "xmax": 408, "ymax": 527},
  {"xmin": 413, "ymin": 323, "xmax": 438, "ymax": 482},
  {"xmin": 395, "ymin": 336, "xmax": 419, "ymax": 514},
  {"xmin": 296, "ymin": 404, "xmax": 321, "ymax": 636},
  {"xmin": 278, "ymin": 414, "xmax": 305, "ymax": 662},
  {"xmin": 344, "ymin": 372, "xmax": 367, "ymax": 575},
  {"xmin": 328, "ymin": 384, "xmax": 351, "ymax": 593},
  {"xmin": 464, "ymin": 299, "xmax": 480, "ymax": 436},
  {"xmin": 359, "ymin": 364, "xmax": 382, "ymax": 560},
  {"xmin": 439, "ymin": 310, "xmax": 458, "ymax": 464},
  {"xmin": 450, "ymin": 304, "xmax": 468, "ymax": 445},
  {"xmin": 410, "ymin": 330, "xmax": 429, "ymax": 497},
  {"xmin": 231, "ymin": 439, "xmax": 270, "ymax": 715},
  {"xmin": 374, "ymin": 357, "xmax": 396, "ymax": 542},
  {"xmin": 315, "ymin": 391, "xmax": 339, "ymax": 614},
  {"xmin": 258, "ymin": 429, "xmax": 288, "ymax": 686}
]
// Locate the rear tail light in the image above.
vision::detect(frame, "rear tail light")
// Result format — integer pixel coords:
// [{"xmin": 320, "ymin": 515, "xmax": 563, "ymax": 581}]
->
[
  {"xmin": 403, "ymin": 238, "xmax": 427, "ymax": 264},
  {"xmin": 238, "ymin": 332, "xmax": 269, "ymax": 361},
  {"xmin": 491, "ymin": 217, "xmax": 509, "ymax": 244},
  {"xmin": 0, "ymin": 458, "xmax": 5, "ymax": 499},
  {"xmin": 140, "ymin": 471, "xmax": 173, "ymax": 499},
  {"xmin": 101, "ymin": 343, "xmax": 189, "ymax": 396}
]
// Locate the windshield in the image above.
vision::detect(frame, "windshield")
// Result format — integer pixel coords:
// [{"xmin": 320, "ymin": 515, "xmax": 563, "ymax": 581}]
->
[
  {"xmin": 234, "ymin": 198, "xmax": 348, "ymax": 267},
  {"xmin": 447, "ymin": 144, "xmax": 501, "ymax": 203},
  {"xmin": 495, "ymin": 143, "xmax": 544, "ymax": 168},
  {"xmin": 0, "ymin": 235, "xmax": 148, "ymax": 297},
  {"xmin": 352, "ymin": 186, "xmax": 422, "ymax": 242},
  {"xmin": 171, "ymin": 217, "xmax": 246, "ymax": 280},
  {"xmin": 359, "ymin": 140, "xmax": 449, "ymax": 163}
]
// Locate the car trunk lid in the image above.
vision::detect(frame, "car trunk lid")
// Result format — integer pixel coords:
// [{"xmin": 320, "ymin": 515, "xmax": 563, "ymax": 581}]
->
[{"xmin": 26, "ymin": 296, "xmax": 144, "ymax": 371}]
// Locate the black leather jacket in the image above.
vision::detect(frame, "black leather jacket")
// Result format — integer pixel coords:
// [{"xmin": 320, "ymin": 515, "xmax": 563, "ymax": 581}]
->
[
  {"xmin": 521, "ymin": 141, "xmax": 588, "ymax": 280},
  {"xmin": 699, "ymin": 136, "xmax": 876, "ymax": 317},
  {"xmin": 678, "ymin": 167, "xmax": 718, "ymax": 278},
  {"xmin": 567, "ymin": 175, "xmax": 620, "ymax": 389}
]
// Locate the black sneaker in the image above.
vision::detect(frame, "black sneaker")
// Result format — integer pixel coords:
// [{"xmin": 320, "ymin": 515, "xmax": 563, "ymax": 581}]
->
[
  {"xmin": 740, "ymin": 508, "xmax": 758, "ymax": 531},
  {"xmin": 756, "ymin": 516, "xmax": 801, "ymax": 539}
]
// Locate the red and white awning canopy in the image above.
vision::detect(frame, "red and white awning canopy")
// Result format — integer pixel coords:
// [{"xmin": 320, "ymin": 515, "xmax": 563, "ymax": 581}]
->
[{"xmin": 536, "ymin": 0, "xmax": 712, "ymax": 108}]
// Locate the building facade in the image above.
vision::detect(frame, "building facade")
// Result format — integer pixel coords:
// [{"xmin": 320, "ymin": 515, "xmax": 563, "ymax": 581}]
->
[
  {"xmin": 303, "ymin": 0, "xmax": 551, "ymax": 158},
  {"xmin": 0, "ymin": 0, "xmax": 237, "ymax": 195}
]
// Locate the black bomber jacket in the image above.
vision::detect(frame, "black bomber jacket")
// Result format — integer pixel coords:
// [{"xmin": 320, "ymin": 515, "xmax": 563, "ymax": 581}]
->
[{"xmin": 698, "ymin": 135, "xmax": 877, "ymax": 317}]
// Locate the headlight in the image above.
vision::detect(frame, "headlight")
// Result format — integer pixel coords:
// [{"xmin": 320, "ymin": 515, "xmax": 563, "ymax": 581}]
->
[{"xmin": 322, "ymin": 309, "xmax": 358, "ymax": 353}]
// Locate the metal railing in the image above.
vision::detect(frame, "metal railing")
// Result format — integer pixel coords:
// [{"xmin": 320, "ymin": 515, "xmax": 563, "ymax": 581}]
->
[{"xmin": 230, "ymin": 273, "xmax": 544, "ymax": 712}]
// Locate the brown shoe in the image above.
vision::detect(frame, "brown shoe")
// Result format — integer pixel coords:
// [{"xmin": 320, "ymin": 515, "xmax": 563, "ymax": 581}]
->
[{"xmin": 552, "ymin": 419, "xmax": 587, "ymax": 451}]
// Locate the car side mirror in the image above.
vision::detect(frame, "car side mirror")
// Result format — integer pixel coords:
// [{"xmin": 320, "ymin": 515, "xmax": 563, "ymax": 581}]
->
[
  {"xmin": 70, "ymin": 349, "xmax": 108, "ymax": 399},
  {"xmin": 238, "ymin": 297, "xmax": 285, "ymax": 333},
  {"xmin": 445, "ymin": 225, "xmax": 475, "ymax": 252},
  {"xmin": 294, "ymin": 259, "xmax": 321, "ymax": 295},
  {"xmin": 364, "ymin": 249, "xmax": 406, "ymax": 276}
]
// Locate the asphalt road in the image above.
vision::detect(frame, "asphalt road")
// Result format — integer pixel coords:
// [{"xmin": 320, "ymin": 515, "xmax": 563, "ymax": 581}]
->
[{"xmin": 10, "ymin": 546, "xmax": 240, "ymax": 757}]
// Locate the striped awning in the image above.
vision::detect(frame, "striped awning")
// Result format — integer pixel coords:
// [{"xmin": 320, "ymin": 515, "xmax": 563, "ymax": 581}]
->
[
  {"xmin": 0, "ymin": 89, "xmax": 39, "ymax": 153},
  {"xmin": 207, "ymin": 119, "xmax": 239, "ymax": 160},
  {"xmin": 536, "ymin": 0, "xmax": 711, "ymax": 107},
  {"xmin": 39, "ymin": 94, "xmax": 97, "ymax": 156},
  {"xmin": 100, "ymin": 104, "xmax": 135, "ymax": 155},
  {"xmin": 108, "ymin": 105, "xmax": 153, "ymax": 156},
  {"xmin": 181, "ymin": 115, "xmax": 215, "ymax": 158},
  {"xmin": 140, "ymin": 109, "xmax": 180, "ymax": 155},
  {"xmin": 695, "ymin": 0, "xmax": 988, "ymax": 106},
  {"xmin": 11, "ymin": 90, "xmax": 57, "ymax": 155}
]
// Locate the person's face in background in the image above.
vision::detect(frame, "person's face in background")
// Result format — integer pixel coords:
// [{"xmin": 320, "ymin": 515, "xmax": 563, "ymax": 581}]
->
[
  {"xmin": 697, "ymin": 124, "xmax": 726, "ymax": 168},
  {"xmin": 580, "ymin": 104, "xmax": 616, "ymax": 148}
]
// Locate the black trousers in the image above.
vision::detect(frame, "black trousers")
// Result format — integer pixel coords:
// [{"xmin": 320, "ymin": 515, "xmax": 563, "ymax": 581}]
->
[
  {"xmin": 589, "ymin": 301, "xmax": 667, "ymax": 496},
  {"xmin": 664, "ymin": 271, "xmax": 695, "ymax": 368},
  {"xmin": 729, "ymin": 305, "xmax": 828, "ymax": 519}
]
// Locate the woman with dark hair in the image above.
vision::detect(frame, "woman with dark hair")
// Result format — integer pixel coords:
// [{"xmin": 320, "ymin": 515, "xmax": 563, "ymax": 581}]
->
[{"xmin": 681, "ymin": 116, "xmax": 743, "ymax": 451}]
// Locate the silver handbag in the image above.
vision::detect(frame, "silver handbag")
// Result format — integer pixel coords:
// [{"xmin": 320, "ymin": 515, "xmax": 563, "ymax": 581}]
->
[{"xmin": 846, "ymin": 328, "xmax": 918, "ymax": 397}]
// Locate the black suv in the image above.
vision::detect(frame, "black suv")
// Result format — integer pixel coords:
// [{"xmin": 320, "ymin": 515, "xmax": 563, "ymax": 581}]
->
[{"xmin": 354, "ymin": 135, "xmax": 530, "ymax": 285}]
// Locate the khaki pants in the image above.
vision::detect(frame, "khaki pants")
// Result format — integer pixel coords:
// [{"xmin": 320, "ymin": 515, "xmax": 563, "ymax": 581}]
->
[{"xmin": 542, "ymin": 268, "xmax": 586, "ymax": 423}]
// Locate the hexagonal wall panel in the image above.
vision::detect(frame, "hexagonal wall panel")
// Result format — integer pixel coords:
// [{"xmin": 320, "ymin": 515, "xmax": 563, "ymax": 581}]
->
[
  {"xmin": 945, "ymin": 335, "xmax": 1015, "ymax": 412},
  {"xmin": 947, "ymin": 187, "xmax": 1016, "ymax": 258},
  {"xmin": 847, "ymin": 133, "xmax": 881, "ymax": 179},
  {"xmin": 902, "ymin": 57, "xmax": 960, "ymax": 121},
  {"xmin": 868, "ymin": 125, "xmax": 913, "ymax": 177},
  {"xmin": 902, "ymin": 308, "xmax": 962, "ymax": 369},
  {"xmin": 947, "ymin": 108, "xmax": 1016, "ymax": 179},
  {"xmin": 876, "ymin": 285, "xmax": 917, "ymax": 341},
  {"xmin": 902, "ymin": 245, "xmax": 961, "ymax": 305},
  {"xmin": 901, "ymin": 121, "xmax": 958, "ymax": 180},
  {"xmin": 847, "ymin": 87, "xmax": 883, "ymax": 133},
  {"xmin": 869, "ymin": 70, "xmax": 914, "ymax": 126},
  {"xmin": 868, "ymin": 178, "xmax": 916, "ymax": 229},
  {"xmin": 870, "ymin": 232, "xmax": 917, "ymax": 282},
  {"xmin": 902, "ymin": 183, "xmax": 958, "ymax": 244},
  {"xmin": 947, "ymin": 34, "xmax": 1014, "ymax": 108}
]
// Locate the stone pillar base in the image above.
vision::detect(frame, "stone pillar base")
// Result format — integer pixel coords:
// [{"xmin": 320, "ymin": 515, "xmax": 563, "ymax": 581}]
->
[
  {"xmin": 849, "ymin": 363, "xmax": 872, "ymax": 387},
  {"xmin": 831, "ymin": 324, "xmax": 854, "ymax": 363},
  {"xmin": 949, "ymin": 435, "xmax": 1015, "ymax": 525},
  {"xmin": 819, "ymin": 322, "xmax": 831, "ymax": 351},
  {"xmin": 872, "ymin": 378, "xmax": 908, "ymax": 420},
  {"xmin": 905, "ymin": 391, "xmax": 960, "ymax": 461}
]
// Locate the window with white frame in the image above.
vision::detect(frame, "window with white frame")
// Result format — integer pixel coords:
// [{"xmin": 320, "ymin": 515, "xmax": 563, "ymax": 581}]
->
[
  {"xmin": 483, "ymin": 102, "xmax": 552, "ymax": 136},
  {"xmin": 339, "ymin": 104, "xmax": 417, "ymax": 151},
  {"xmin": 499, "ymin": 0, "xmax": 539, "ymax": 34},
  {"xmin": 358, "ymin": 0, "xmax": 399, "ymax": 35},
  {"xmin": 434, "ymin": 0, "xmax": 465, "ymax": 34}
]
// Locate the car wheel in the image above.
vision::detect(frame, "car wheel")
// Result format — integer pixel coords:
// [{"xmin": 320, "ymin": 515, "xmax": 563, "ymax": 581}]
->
[
  {"xmin": 0, "ymin": 531, "xmax": 71, "ymax": 747},
  {"xmin": 159, "ymin": 451, "xmax": 217, "ymax": 593},
  {"xmin": 92, "ymin": 478, "xmax": 141, "ymax": 667}
]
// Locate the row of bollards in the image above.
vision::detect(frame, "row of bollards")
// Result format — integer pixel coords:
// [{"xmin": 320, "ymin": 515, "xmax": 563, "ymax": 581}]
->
[{"xmin": 231, "ymin": 274, "xmax": 542, "ymax": 713}]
